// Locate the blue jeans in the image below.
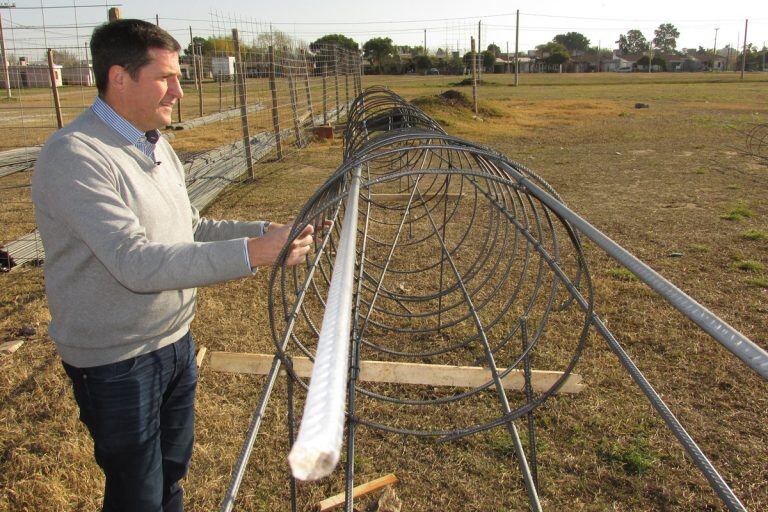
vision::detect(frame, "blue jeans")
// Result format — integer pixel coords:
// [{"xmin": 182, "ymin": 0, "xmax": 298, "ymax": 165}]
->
[{"xmin": 63, "ymin": 332, "xmax": 197, "ymax": 512}]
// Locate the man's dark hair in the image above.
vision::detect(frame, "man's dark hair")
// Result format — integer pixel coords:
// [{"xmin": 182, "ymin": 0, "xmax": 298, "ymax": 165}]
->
[{"xmin": 90, "ymin": 19, "xmax": 181, "ymax": 95}]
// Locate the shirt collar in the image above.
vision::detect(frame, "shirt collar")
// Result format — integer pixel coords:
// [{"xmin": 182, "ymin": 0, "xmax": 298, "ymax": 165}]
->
[{"xmin": 91, "ymin": 96, "xmax": 161, "ymax": 154}]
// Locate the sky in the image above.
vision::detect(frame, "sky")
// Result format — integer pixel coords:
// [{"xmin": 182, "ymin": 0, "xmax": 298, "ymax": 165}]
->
[{"xmin": 2, "ymin": 0, "xmax": 767, "ymax": 61}]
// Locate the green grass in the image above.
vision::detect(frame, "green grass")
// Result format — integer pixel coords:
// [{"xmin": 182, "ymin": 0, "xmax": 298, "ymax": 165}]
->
[
  {"xmin": 720, "ymin": 204, "xmax": 753, "ymax": 221},
  {"xmin": 741, "ymin": 229, "xmax": 767, "ymax": 241},
  {"xmin": 607, "ymin": 268, "xmax": 637, "ymax": 281},
  {"xmin": 689, "ymin": 244, "xmax": 710, "ymax": 253},
  {"xmin": 732, "ymin": 260, "xmax": 764, "ymax": 272},
  {"xmin": 487, "ymin": 431, "xmax": 516, "ymax": 458},
  {"xmin": 747, "ymin": 276, "xmax": 768, "ymax": 288},
  {"xmin": 599, "ymin": 436, "xmax": 656, "ymax": 475}
]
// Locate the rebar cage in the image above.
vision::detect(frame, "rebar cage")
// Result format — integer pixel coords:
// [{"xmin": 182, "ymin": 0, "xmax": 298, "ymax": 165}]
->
[{"xmin": 222, "ymin": 87, "xmax": 766, "ymax": 512}]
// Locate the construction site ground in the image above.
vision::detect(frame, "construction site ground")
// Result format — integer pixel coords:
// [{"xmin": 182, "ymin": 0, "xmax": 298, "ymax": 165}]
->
[{"xmin": 1, "ymin": 72, "xmax": 766, "ymax": 511}]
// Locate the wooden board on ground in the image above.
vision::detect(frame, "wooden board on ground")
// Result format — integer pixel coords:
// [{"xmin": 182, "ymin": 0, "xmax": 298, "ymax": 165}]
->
[
  {"xmin": 317, "ymin": 473, "xmax": 399, "ymax": 511},
  {"xmin": 0, "ymin": 340, "xmax": 24, "ymax": 355},
  {"xmin": 195, "ymin": 346, "xmax": 207, "ymax": 368},
  {"xmin": 209, "ymin": 352, "xmax": 584, "ymax": 393}
]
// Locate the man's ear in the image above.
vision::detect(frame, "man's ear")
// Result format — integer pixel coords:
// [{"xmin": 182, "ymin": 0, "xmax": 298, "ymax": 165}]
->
[{"xmin": 108, "ymin": 64, "xmax": 128, "ymax": 92}]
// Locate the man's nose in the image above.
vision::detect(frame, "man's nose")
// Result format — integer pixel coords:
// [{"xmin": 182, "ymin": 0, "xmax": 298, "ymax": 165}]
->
[{"xmin": 169, "ymin": 77, "xmax": 184, "ymax": 100}]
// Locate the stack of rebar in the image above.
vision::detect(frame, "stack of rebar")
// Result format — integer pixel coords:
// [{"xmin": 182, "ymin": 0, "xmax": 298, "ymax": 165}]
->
[
  {"xmin": 2, "ymin": 102, "xmax": 352, "ymax": 269},
  {"xmin": 0, "ymin": 147, "xmax": 41, "ymax": 178}
]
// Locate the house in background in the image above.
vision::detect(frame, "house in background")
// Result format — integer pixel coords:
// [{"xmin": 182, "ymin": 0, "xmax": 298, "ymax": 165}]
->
[
  {"xmin": 212, "ymin": 56, "xmax": 235, "ymax": 80},
  {"xmin": 0, "ymin": 58, "xmax": 63, "ymax": 88},
  {"xmin": 61, "ymin": 63, "xmax": 94, "ymax": 86}
]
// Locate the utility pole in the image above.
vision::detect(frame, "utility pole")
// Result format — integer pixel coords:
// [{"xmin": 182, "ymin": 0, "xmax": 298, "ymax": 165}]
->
[
  {"xmin": 712, "ymin": 28, "xmax": 719, "ymax": 71},
  {"xmin": 424, "ymin": 29, "xmax": 426, "ymax": 55},
  {"xmin": 155, "ymin": 14, "xmax": 159, "ymax": 26},
  {"xmin": 741, "ymin": 19, "xmax": 748, "ymax": 79},
  {"xmin": 84, "ymin": 41, "xmax": 91, "ymax": 86},
  {"xmin": 597, "ymin": 41, "xmax": 600, "ymax": 72},
  {"xmin": 763, "ymin": 40, "xmax": 766, "ymax": 71},
  {"xmin": 648, "ymin": 42, "xmax": 652, "ymax": 73},
  {"xmin": 470, "ymin": 36, "xmax": 478, "ymax": 115},
  {"xmin": 506, "ymin": 41, "xmax": 509, "ymax": 73},
  {"xmin": 0, "ymin": 13, "xmax": 11, "ymax": 98},
  {"xmin": 190, "ymin": 26, "xmax": 203, "ymax": 117},
  {"xmin": 514, "ymin": 10, "xmax": 519, "ymax": 86},
  {"xmin": 477, "ymin": 20, "xmax": 482, "ymax": 82}
]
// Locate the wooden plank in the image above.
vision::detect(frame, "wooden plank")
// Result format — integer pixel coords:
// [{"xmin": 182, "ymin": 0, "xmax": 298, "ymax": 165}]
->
[
  {"xmin": 195, "ymin": 346, "xmax": 207, "ymax": 368},
  {"xmin": 317, "ymin": 473, "xmax": 399, "ymax": 512},
  {"xmin": 0, "ymin": 340, "xmax": 24, "ymax": 355},
  {"xmin": 209, "ymin": 352, "xmax": 584, "ymax": 394},
  {"xmin": 371, "ymin": 193, "xmax": 465, "ymax": 201}
]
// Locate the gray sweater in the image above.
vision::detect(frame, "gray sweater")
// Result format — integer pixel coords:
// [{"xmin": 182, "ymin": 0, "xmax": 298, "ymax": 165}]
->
[{"xmin": 32, "ymin": 109, "xmax": 265, "ymax": 367}]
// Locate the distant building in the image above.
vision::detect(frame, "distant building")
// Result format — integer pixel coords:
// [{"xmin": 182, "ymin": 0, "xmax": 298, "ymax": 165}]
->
[
  {"xmin": 0, "ymin": 60, "xmax": 62, "ymax": 88},
  {"xmin": 495, "ymin": 54, "xmax": 533, "ymax": 73},
  {"xmin": 179, "ymin": 62, "xmax": 193, "ymax": 81},
  {"xmin": 61, "ymin": 63, "xmax": 94, "ymax": 86},
  {"xmin": 212, "ymin": 56, "xmax": 235, "ymax": 79}
]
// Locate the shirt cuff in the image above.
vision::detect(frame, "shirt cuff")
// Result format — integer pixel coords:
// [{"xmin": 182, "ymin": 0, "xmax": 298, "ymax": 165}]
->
[{"xmin": 242, "ymin": 238, "xmax": 256, "ymax": 274}]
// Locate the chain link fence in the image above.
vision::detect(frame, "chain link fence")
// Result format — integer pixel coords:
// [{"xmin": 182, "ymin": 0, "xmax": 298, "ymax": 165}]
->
[{"xmin": 0, "ymin": 7, "xmax": 362, "ymax": 271}]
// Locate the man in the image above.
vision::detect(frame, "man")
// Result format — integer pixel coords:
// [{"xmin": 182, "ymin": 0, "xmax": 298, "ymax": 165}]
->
[{"xmin": 32, "ymin": 19, "xmax": 314, "ymax": 511}]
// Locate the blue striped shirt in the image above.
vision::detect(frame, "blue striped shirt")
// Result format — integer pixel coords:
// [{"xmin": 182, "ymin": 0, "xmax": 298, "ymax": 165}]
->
[{"xmin": 91, "ymin": 97, "xmax": 159, "ymax": 160}]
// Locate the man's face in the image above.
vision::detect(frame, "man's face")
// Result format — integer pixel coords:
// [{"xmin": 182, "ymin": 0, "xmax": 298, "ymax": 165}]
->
[{"xmin": 121, "ymin": 48, "xmax": 183, "ymax": 131}]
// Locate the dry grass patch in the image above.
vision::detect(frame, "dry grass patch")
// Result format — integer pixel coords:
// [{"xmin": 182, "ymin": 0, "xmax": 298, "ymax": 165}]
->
[{"xmin": 0, "ymin": 171, "xmax": 35, "ymax": 244}]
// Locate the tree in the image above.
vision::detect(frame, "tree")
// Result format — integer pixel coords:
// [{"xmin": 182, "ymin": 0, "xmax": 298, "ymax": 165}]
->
[
  {"xmin": 310, "ymin": 34, "xmax": 359, "ymax": 52},
  {"xmin": 184, "ymin": 36, "xmax": 214, "ymax": 57},
  {"xmin": 363, "ymin": 37, "xmax": 394, "ymax": 73},
  {"xmin": 51, "ymin": 49, "xmax": 80, "ymax": 66},
  {"xmin": 536, "ymin": 42, "xmax": 570, "ymax": 66},
  {"xmin": 463, "ymin": 50, "xmax": 495, "ymax": 71},
  {"xmin": 637, "ymin": 55, "xmax": 666, "ymax": 71},
  {"xmin": 414, "ymin": 54, "xmax": 432, "ymax": 71},
  {"xmin": 616, "ymin": 29, "xmax": 649, "ymax": 55},
  {"xmin": 206, "ymin": 36, "xmax": 236, "ymax": 56},
  {"xmin": 487, "ymin": 43, "xmax": 501, "ymax": 57},
  {"xmin": 463, "ymin": 51, "xmax": 473, "ymax": 68},
  {"xmin": 653, "ymin": 23, "xmax": 680, "ymax": 53},
  {"xmin": 256, "ymin": 30, "xmax": 291, "ymax": 49},
  {"xmin": 481, "ymin": 50, "xmax": 496, "ymax": 70},
  {"xmin": 553, "ymin": 32, "xmax": 590, "ymax": 53},
  {"xmin": 589, "ymin": 46, "xmax": 614, "ymax": 60},
  {"xmin": 738, "ymin": 44, "xmax": 765, "ymax": 71}
]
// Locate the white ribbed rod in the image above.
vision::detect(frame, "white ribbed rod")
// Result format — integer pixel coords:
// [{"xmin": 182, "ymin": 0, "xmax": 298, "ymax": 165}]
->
[{"xmin": 288, "ymin": 166, "xmax": 361, "ymax": 481}]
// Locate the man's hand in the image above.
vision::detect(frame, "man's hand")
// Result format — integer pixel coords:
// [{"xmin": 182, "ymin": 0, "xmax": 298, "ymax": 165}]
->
[{"xmin": 247, "ymin": 221, "xmax": 328, "ymax": 268}]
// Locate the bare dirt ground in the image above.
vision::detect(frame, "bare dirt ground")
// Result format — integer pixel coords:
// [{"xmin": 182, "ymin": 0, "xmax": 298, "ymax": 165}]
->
[{"xmin": 1, "ymin": 72, "xmax": 766, "ymax": 511}]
